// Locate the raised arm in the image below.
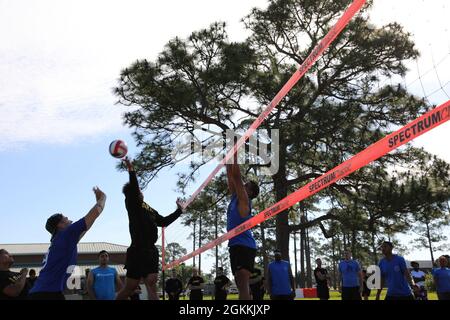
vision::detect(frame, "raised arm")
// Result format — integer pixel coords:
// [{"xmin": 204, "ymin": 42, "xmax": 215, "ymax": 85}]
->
[
  {"xmin": 229, "ymin": 152, "xmax": 250, "ymax": 218},
  {"xmin": 226, "ymin": 162, "xmax": 236, "ymax": 195},
  {"xmin": 155, "ymin": 199, "xmax": 184, "ymax": 227},
  {"xmin": 123, "ymin": 157, "xmax": 141, "ymax": 201},
  {"xmin": 83, "ymin": 187, "xmax": 107, "ymax": 232}
]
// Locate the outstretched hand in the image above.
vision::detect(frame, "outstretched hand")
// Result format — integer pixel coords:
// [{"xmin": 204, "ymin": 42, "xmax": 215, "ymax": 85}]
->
[
  {"xmin": 176, "ymin": 198, "xmax": 186, "ymax": 213},
  {"xmin": 122, "ymin": 157, "xmax": 134, "ymax": 171},
  {"xmin": 93, "ymin": 186, "xmax": 106, "ymax": 202}
]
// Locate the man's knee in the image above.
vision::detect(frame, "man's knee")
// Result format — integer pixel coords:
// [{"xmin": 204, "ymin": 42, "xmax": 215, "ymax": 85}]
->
[{"xmin": 145, "ymin": 273, "xmax": 158, "ymax": 286}]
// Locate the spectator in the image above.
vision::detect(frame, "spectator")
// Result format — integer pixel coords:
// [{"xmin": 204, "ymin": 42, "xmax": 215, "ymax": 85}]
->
[
  {"xmin": 26, "ymin": 269, "xmax": 37, "ymax": 290},
  {"xmin": 432, "ymin": 255, "xmax": 450, "ymax": 300},
  {"xmin": 267, "ymin": 249, "xmax": 295, "ymax": 300},
  {"xmin": 187, "ymin": 269, "xmax": 204, "ymax": 300},
  {"xmin": 314, "ymin": 258, "xmax": 330, "ymax": 300},
  {"xmin": 87, "ymin": 251, "xmax": 123, "ymax": 300},
  {"xmin": 376, "ymin": 241, "xmax": 415, "ymax": 300},
  {"xmin": 0, "ymin": 249, "xmax": 29, "ymax": 300},
  {"xmin": 361, "ymin": 270, "xmax": 371, "ymax": 300},
  {"xmin": 249, "ymin": 267, "xmax": 265, "ymax": 300},
  {"xmin": 165, "ymin": 270, "xmax": 183, "ymax": 301},
  {"xmin": 213, "ymin": 267, "xmax": 231, "ymax": 300},
  {"xmin": 338, "ymin": 250, "xmax": 363, "ymax": 300},
  {"xmin": 410, "ymin": 261, "xmax": 427, "ymax": 300}
]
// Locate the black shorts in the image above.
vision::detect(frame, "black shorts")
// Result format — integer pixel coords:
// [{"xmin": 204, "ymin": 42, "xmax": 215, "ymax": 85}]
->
[
  {"xmin": 341, "ymin": 287, "xmax": 361, "ymax": 300},
  {"xmin": 317, "ymin": 285, "xmax": 330, "ymax": 300},
  {"xmin": 229, "ymin": 245, "xmax": 256, "ymax": 275},
  {"xmin": 125, "ymin": 245, "xmax": 159, "ymax": 280},
  {"xmin": 28, "ymin": 292, "xmax": 65, "ymax": 300}
]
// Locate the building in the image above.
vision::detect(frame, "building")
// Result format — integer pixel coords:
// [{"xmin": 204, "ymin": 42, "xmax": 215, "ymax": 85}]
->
[
  {"xmin": 1, "ymin": 242, "xmax": 127, "ymax": 277},
  {"xmin": 0, "ymin": 242, "xmax": 132, "ymax": 299},
  {"xmin": 406, "ymin": 260, "xmax": 435, "ymax": 272}
]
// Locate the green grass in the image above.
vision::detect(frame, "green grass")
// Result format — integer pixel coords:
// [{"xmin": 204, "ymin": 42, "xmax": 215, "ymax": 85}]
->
[
  {"xmin": 302, "ymin": 290, "xmax": 438, "ymax": 300},
  {"xmin": 177, "ymin": 290, "xmax": 439, "ymax": 300}
]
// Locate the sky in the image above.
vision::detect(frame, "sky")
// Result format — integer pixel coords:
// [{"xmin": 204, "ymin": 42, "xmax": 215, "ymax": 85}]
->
[{"xmin": 0, "ymin": 0, "xmax": 449, "ymax": 273}]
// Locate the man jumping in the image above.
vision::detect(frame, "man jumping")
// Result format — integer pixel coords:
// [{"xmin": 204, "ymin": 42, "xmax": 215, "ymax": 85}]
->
[
  {"xmin": 226, "ymin": 151, "xmax": 260, "ymax": 300},
  {"xmin": 116, "ymin": 158, "xmax": 184, "ymax": 300},
  {"xmin": 29, "ymin": 187, "xmax": 106, "ymax": 300}
]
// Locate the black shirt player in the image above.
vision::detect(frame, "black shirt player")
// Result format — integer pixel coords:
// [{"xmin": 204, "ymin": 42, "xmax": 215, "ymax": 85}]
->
[
  {"xmin": 116, "ymin": 158, "xmax": 184, "ymax": 300},
  {"xmin": 187, "ymin": 269, "xmax": 204, "ymax": 300},
  {"xmin": 314, "ymin": 258, "xmax": 330, "ymax": 300},
  {"xmin": 249, "ymin": 267, "xmax": 265, "ymax": 300},
  {"xmin": 165, "ymin": 270, "xmax": 183, "ymax": 300},
  {"xmin": 214, "ymin": 267, "xmax": 231, "ymax": 300},
  {"xmin": 0, "ymin": 249, "xmax": 29, "ymax": 300}
]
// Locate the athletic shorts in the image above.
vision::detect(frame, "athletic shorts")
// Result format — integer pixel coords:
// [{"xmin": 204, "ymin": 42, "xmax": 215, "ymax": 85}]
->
[
  {"xmin": 229, "ymin": 245, "xmax": 256, "ymax": 275},
  {"xmin": 125, "ymin": 245, "xmax": 159, "ymax": 280},
  {"xmin": 28, "ymin": 292, "xmax": 65, "ymax": 300},
  {"xmin": 385, "ymin": 295, "xmax": 415, "ymax": 301},
  {"xmin": 341, "ymin": 287, "xmax": 361, "ymax": 300}
]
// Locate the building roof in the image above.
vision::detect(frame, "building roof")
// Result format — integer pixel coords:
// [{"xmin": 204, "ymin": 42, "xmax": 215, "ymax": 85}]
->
[
  {"xmin": 0, "ymin": 242, "xmax": 128, "ymax": 255},
  {"xmin": 406, "ymin": 260, "xmax": 435, "ymax": 269},
  {"xmin": 10, "ymin": 264, "xmax": 127, "ymax": 277}
]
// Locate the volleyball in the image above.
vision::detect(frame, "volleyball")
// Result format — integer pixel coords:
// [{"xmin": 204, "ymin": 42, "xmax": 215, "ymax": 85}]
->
[{"xmin": 109, "ymin": 140, "xmax": 128, "ymax": 158}]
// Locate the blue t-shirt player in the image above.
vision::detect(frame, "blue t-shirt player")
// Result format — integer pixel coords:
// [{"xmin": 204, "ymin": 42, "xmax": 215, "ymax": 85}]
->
[
  {"xmin": 432, "ymin": 255, "xmax": 450, "ymax": 300},
  {"xmin": 29, "ymin": 187, "xmax": 107, "ymax": 300},
  {"xmin": 338, "ymin": 250, "xmax": 362, "ymax": 300},
  {"xmin": 376, "ymin": 241, "xmax": 415, "ymax": 300},
  {"xmin": 225, "ymin": 151, "xmax": 260, "ymax": 300}
]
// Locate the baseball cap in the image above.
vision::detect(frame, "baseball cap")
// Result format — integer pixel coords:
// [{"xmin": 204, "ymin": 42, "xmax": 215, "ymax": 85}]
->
[{"xmin": 45, "ymin": 213, "xmax": 63, "ymax": 236}]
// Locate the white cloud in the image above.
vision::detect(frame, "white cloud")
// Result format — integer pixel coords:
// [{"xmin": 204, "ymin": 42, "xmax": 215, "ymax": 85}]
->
[
  {"xmin": 0, "ymin": 0, "xmax": 448, "ymax": 161},
  {"xmin": 0, "ymin": 0, "xmax": 264, "ymax": 150}
]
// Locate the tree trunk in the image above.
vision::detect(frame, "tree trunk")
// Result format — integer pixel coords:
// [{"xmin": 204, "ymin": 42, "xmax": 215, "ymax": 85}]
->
[
  {"xmin": 293, "ymin": 232, "xmax": 298, "ymax": 288},
  {"xmin": 425, "ymin": 221, "xmax": 435, "ymax": 264},
  {"xmin": 351, "ymin": 229, "xmax": 357, "ymax": 259},
  {"xmin": 198, "ymin": 216, "xmax": 202, "ymax": 273},
  {"xmin": 299, "ymin": 215, "xmax": 306, "ymax": 288},
  {"xmin": 305, "ymin": 225, "xmax": 312, "ymax": 287},
  {"xmin": 273, "ymin": 147, "xmax": 290, "ymax": 260},
  {"xmin": 371, "ymin": 229, "xmax": 378, "ymax": 265},
  {"xmin": 215, "ymin": 211, "xmax": 218, "ymax": 273},
  {"xmin": 331, "ymin": 235, "xmax": 337, "ymax": 290},
  {"xmin": 193, "ymin": 221, "xmax": 196, "ymax": 268},
  {"xmin": 260, "ymin": 223, "xmax": 269, "ymax": 275}
]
